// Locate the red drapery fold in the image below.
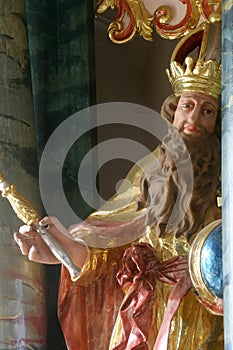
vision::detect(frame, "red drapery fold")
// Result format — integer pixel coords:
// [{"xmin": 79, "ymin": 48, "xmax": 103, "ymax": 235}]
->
[{"xmin": 112, "ymin": 243, "xmax": 192, "ymax": 350}]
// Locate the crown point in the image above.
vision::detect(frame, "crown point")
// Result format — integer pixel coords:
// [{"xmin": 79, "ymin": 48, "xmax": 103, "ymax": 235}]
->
[
  {"xmin": 166, "ymin": 22, "xmax": 221, "ymax": 99},
  {"xmin": 185, "ymin": 57, "xmax": 195, "ymax": 74}
]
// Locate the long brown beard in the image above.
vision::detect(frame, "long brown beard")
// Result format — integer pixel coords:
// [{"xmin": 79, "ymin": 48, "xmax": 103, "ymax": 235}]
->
[{"xmin": 137, "ymin": 125, "xmax": 221, "ymax": 240}]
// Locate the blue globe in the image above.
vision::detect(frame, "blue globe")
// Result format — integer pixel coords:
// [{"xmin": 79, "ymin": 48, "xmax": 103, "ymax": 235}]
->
[{"xmin": 200, "ymin": 224, "xmax": 223, "ymax": 298}]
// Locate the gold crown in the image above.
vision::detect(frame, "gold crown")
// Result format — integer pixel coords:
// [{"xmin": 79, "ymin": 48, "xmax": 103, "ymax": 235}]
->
[{"xmin": 166, "ymin": 22, "xmax": 221, "ymax": 99}]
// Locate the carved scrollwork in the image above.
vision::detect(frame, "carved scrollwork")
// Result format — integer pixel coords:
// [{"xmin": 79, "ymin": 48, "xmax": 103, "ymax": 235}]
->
[
  {"xmin": 96, "ymin": 0, "xmax": 153, "ymax": 43},
  {"xmin": 153, "ymin": 0, "xmax": 200, "ymax": 39},
  {"xmin": 199, "ymin": 0, "xmax": 222, "ymax": 22},
  {"xmin": 95, "ymin": 0, "xmax": 222, "ymax": 43}
]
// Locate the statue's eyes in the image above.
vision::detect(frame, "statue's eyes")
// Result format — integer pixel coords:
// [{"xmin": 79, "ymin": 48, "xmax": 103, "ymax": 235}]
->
[
  {"xmin": 182, "ymin": 103, "xmax": 192, "ymax": 109},
  {"xmin": 202, "ymin": 109, "xmax": 214, "ymax": 116}
]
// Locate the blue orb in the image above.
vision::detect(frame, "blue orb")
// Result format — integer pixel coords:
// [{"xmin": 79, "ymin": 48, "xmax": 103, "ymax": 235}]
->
[{"xmin": 201, "ymin": 224, "xmax": 223, "ymax": 298}]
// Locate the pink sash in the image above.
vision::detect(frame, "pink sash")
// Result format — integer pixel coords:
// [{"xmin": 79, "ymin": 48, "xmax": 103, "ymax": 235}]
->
[{"xmin": 112, "ymin": 243, "xmax": 191, "ymax": 350}]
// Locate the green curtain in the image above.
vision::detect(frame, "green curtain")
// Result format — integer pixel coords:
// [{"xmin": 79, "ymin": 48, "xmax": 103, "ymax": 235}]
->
[
  {"xmin": 25, "ymin": 0, "xmax": 97, "ymax": 216},
  {"xmin": 25, "ymin": 1, "xmax": 97, "ymax": 349}
]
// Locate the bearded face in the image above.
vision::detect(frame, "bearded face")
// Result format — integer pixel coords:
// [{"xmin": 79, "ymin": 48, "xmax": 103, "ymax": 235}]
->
[
  {"xmin": 137, "ymin": 93, "xmax": 221, "ymax": 241},
  {"xmin": 173, "ymin": 91, "xmax": 219, "ymax": 136}
]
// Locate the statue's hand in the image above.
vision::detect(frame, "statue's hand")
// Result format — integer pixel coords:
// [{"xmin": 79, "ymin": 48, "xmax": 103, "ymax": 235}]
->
[
  {"xmin": 14, "ymin": 217, "xmax": 62, "ymax": 264},
  {"xmin": 14, "ymin": 216, "xmax": 88, "ymax": 268}
]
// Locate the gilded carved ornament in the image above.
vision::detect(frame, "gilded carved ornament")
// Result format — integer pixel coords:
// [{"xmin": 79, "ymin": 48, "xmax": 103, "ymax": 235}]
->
[
  {"xmin": 95, "ymin": 0, "xmax": 221, "ymax": 43},
  {"xmin": 0, "ymin": 172, "xmax": 41, "ymax": 225}
]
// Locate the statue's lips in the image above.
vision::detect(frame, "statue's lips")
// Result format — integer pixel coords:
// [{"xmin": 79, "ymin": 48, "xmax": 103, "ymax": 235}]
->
[{"xmin": 182, "ymin": 124, "xmax": 201, "ymax": 134}]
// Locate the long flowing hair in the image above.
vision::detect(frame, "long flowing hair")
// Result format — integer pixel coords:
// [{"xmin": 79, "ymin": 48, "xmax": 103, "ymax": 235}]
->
[{"xmin": 137, "ymin": 95, "xmax": 221, "ymax": 240}]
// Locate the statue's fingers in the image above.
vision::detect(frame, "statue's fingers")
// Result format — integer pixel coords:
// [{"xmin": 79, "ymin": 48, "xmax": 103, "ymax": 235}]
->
[
  {"xmin": 14, "ymin": 232, "xmax": 31, "ymax": 255},
  {"xmin": 18, "ymin": 225, "xmax": 37, "ymax": 238},
  {"xmin": 39, "ymin": 216, "xmax": 67, "ymax": 235},
  {"xmin": 28, "ymin": 242, "xmax": 59, "ymax": 264},
  {"xmin": 39, "ymin": 216, "xmax": 55, "ymax": 227},
  {"xmin": 28, "ymin": 244, "xmax": 40, "ymax": 261}
]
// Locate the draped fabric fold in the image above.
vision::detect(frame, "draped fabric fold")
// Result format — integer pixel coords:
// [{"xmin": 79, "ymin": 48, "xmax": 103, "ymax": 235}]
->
[
  {"xmin": 111, "ymin": 243, "xmax": 191, "ymax": 350},
  {"xmin": 58, "ymin": 146, "xmax": 223, "ymax": 350}
]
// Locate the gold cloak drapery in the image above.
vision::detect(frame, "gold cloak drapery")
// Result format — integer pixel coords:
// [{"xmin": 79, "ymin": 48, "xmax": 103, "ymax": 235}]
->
[{"xmin": 57, "ymin": 149, "xmax": 223, "ymax": 350}]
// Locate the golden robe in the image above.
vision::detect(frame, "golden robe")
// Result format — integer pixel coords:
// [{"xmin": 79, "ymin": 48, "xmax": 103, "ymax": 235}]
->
[{"xmin": 57, "ymin": 151, "xmax": 223, "ymax": 350}]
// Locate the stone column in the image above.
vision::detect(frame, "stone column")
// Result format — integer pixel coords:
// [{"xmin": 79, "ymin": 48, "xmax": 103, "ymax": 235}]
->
[
  {"xmin": 222, "ymin": 3, "xmax": 233, "ymax": 349},
  {"xmin": 0, "ymin": 1, "xmax": 47, "ymax": 349}
]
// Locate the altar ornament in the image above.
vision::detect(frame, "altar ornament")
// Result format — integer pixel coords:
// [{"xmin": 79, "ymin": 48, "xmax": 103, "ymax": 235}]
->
[{"xmin": 95, "ymin": 0, "xmax": 221, "ymax": 44}]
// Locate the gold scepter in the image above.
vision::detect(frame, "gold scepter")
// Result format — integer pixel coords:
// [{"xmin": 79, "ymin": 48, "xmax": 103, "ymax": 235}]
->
[{"xmin": 0, "ymin": 172, "xmax": 81, "ymax": 281}]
